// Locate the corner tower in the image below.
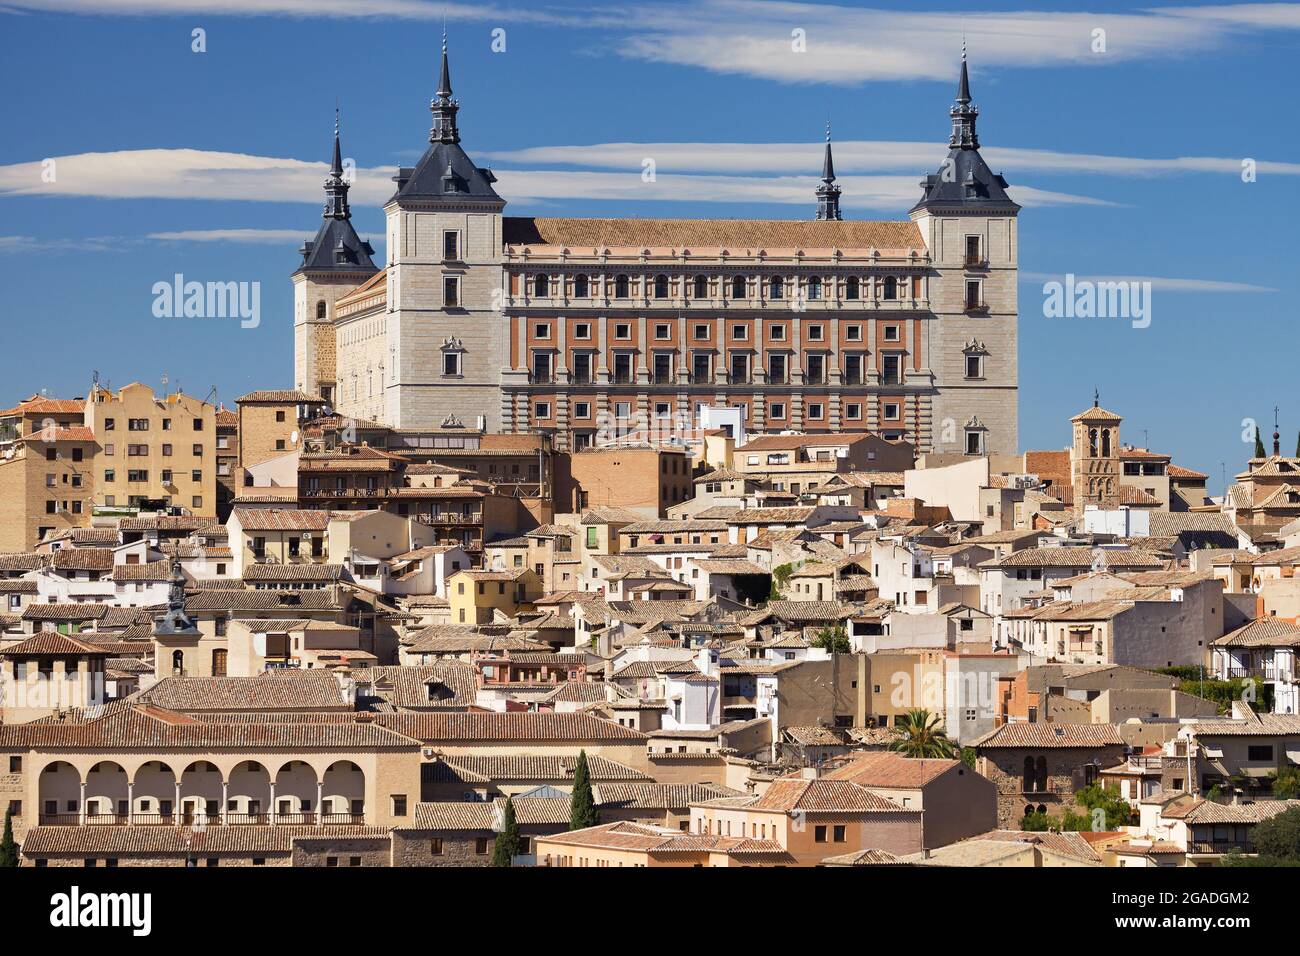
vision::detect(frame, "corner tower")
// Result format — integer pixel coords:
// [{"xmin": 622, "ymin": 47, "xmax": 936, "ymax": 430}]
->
[
  {"xmin": 910, "ymin": 46, "xmax": 1021, "ymax": 458},
  {"xmin": 381, "ymin": 34, "xmax": 507, "ymax": 430},
  {"xmin": 292, "ymin": 114, "xmax": 378, "ymax": 407}
]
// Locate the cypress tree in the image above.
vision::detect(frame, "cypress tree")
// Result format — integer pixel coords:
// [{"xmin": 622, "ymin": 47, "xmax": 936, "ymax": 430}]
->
[
  {"xmin": 569, "ymin": 749, "xmax": 599, "ymax": 830},
  {"xmin": 0, "ymin": 807, "xmax": 17, "ymax": 868},
  {"xmin": 1254, "ymin": 426, "xmax": 1266, "ymax": 459},
  {"xmin": 1294, "ymin": 430, "xmax": 1299, "ymax": 458},
  {"xmin": 491, "ymin": 797, "xmax": 520, "ymax": 867}
]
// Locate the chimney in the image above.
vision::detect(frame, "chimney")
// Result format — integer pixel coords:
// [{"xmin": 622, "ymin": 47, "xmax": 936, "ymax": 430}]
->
[{"xmin": 800, "ymin": 766, "xmax": 819, "ymax": 780}]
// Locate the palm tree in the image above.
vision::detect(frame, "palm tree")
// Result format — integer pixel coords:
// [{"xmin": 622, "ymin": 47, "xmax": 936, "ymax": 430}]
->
[{"xmin": 888, "ymin": 709, "xmax": 959, "ymax": 759}]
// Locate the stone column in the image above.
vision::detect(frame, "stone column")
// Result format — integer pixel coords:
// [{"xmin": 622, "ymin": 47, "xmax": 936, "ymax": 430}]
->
[
  {"xmin": 127, "ymin": 780, "xmax": 134, "ymax": 825},
  {"xmin": 173, "ymin": 780, "xmax": 181, "ymax": 826},
  {"xmin": 269, "ymin": 780, "xmax": 277, "ymax": 826},
  {"xmin": 221, "ymin": 779, "xmax": 228, "ymax": 825},
  {"xmin": 78, "ymin": 780, "xmax": 86, "ymax": 825},
  {"xmin": 317, "ymin": 778, "xmax": 324, "ymax": 826}
]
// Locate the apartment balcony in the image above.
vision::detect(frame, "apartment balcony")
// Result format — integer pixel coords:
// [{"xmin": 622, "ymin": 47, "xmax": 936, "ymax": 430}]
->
[
  {"xmin": 421, "ymin": 513, "xmax": 482, "ymax": 525},
  {"xmin": 1188, "ymin": 841, "xmax": 1253, "ymax": 855},
  {"xmin": 1225, "ymin": 665, "xmax": 1283, "ymax": 682}
]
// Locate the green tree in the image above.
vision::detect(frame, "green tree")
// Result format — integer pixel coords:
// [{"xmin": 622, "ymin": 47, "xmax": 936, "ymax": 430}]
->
[
  {"xmin": 569, "ymin": 750, "xmax": 600, "ymax": 830},
  {"xmin": 1073, "ymin": 783, "xmax": 1133, "ymax": 830},
  {"xmin": 1020, "ymin": 810, "xmax": 1050, "ymax": 832},
  {"xmin": 1255, "ymin": 426, "xmax": 1266, "ymax": 459},
  {"xmin": 1295, "ymin": 430, "xmax": 1300, "ymax": 459},
  {"xmin": 0, "ymin": 807, "xmax": 16, "ymax": 868},
  {"xmin": 960, "ymin": 747, "xmax": 977, "ymax": 769},
  {"xmin": 1272, "ymin": 766, "xmax": 1300, "ymax": 800},
  {"xmin": 1247, "ymin": 806, "xmax": 1300, "ymax": 865},
  {"xmin": 769, "ymin": 563, "xmax": 795, "ymax": 600},
  {"xmin": 492, "ymin": 797, "xmax": 520, "ymax": 867},
  {"xmin": 887, "ymin": 709, "xmax": 958, "ymax": 759},
  {"xmin": 812, "ymin": 626, "xmax": 850, "ymax": 654}
]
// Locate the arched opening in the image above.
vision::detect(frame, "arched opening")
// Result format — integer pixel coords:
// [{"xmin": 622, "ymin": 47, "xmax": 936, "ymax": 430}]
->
[
  {"xmin": 693, "ymin": 275, "xmax": 708, "ymax": 299},
  {"xmin": 315, "ymin": 300, "xmax": 327, "ymax": 320},
  {"xmin": 179, "ymin": 760, "xmax": 223, "ymax": 826},
  {"xmin": 845, "ymin": 276, "xmax": 860, "ymax": 300},
  {"xmin": 171, "ymin": 649, "xmax": 184, "ymax": 677},
  {"xmin": 769, "ymin": 276, "xmax": 784, "ymax": 299},
  {"xmin": 533, "ymin": 274, "xmax": 549, "ymax": 297},
  {"xmin": 614, "ymin": 274, "xmax": 630, "ymax": 298},
  {"xmin": 807, "ymin": 276, "xmax": 822, "ymax": 300},
  {"xmin": 38, "ymin": 761, "xmax": 81, "ymax": 824},
  {"xmin": 731, "ymin": 275, "xmax": 746, "ymax": 299},
  {"xmin": 653, "ymin": 274, "xmax": 669, "ymax": 299},
  {"xmin": 1022, "ymin": 755, "xmax": 1036, "ymax": 793},
  {"xmin": 1101, "ymin": 428, "xmax": 1111, "ymax": 457},
  {"xmin": 227, "ymin": 760, "xmax": 272, "ymax": 824},
  {"xmin": 1088, "ymin": 428, "xmax": 1098, "ymax": 457},
  {"xmin": 322, "ymin": 760, "xmax": 366, "ymax": 824},
  {"xmin": 132, "ymin": 760, "xmax": 178, "ymax": 824},
  {"xmin": 573, "ymin": 274, "xmax": 589, "ymax": 298},
  {"xmin": 85, "ymin": 761, "xmax": 129, "ymax": 823},
  {"xmin": 883, "ymin": 276, "xmax": 897, "ymax": 300},
  {"xmin": 274, "ymin": 761, "xmax": 320, "ymax": 824},
  {"xmin": 1035, "ymin": 756, "xmax": 1048, "ymax": 793}
]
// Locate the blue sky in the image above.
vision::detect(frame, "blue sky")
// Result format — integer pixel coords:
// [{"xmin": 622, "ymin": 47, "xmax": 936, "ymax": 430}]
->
[{"xmin": 1, "ymin": 0, "xmax": 1297, "ymax": 491}]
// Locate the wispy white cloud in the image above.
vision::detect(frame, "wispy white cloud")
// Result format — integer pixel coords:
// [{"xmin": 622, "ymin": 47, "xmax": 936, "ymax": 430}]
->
[
  {"xmin": 10, "ymin": 1, "xmax": 1300, "ymax": 87},
  {"xmin": 601, "ymin": 1, "xmax": 1290, "ymax": 84},
  {"xmin": 482, "ymin": 141, "xmax": 1300, "ymax": 178},
  {"xmin": 1021, "ymin": 271, "xmax": 1278, "ymax": 293},
  {"xmin": 0, "ymin": 147, "xmax": 1112, "ymax": 209},
  {"xmin": 148, "ymin": 228, "xmax": 320, "ymax": 244},
  {"xmin": 0, "ymin": 0, "xmax": 575, "ymax": 24}
]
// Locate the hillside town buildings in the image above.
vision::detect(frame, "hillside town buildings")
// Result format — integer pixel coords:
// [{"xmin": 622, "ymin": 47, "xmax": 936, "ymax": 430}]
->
[{"xmin": 3, "ymin": 45, "xmax": 1299, "ymax": 873}]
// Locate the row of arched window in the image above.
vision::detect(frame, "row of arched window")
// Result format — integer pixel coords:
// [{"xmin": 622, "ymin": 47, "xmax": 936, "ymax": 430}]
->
[{"xmin": 527, "ymin": 274, "xmax": 904, "ymax": 301}]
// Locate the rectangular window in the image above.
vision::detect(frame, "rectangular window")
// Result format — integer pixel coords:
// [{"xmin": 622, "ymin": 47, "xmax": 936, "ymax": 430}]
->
[
  {"xmin": 573, "ymin": 322, "xmax": 591, "ymax": 340},
  {"xmin": 807, "ymin": 402, "xmax": 824, "ymax": 420},
  {"xmin": 843, "ymin": 354, "xmax": 862, "ymax": 385},
  {"xmin": 571, "ymin": 352, "xmax": 592, "ymax": 383},
  {"xmin": 769, "ymin": 324, "xmax": 786, "ymax": 341},
  {"xmin": 769, "ymin": 402, "xmax": 786, "ymax": 420},
  {"xmin": 574, "ymin": 401, "xmax": 591, "ymax": 419},
  {"xmin": 533, "ymin": 402, "xmax": 551, "ymax": 421},
  {"xmin": 692, "ymin": 352, "xmax": 712, "ymax": 383},
  {"xmin": 731, "ymin": 324, "xmax": 748, "ymax": 341},
  {"xmin": 881, "ymin": 354, "xmax": 901, "ymax": 385},
  {"xmin": 443, "ymin": 276, "xmax": 460, "ymax": 307},
  {"xmin": 883, "ymin": 402, "xmax": 900, "ymax": 421},
  {"xmin": 654, "ymin": 323, "xmax": 671, "ymax": 340},
  {"xmin": 768, "ymin": 353, "xmax": 787, "ymax": 384},
  {"xmin": 806, "ymin": 324, "xmax": 824, "ymax": 341},
  {"xmin": 532, "ymin": 351, "xmax": 553, "ymax": 383},
  {"xmin": 443, "ymin": 230, "xmax": 459, "ymax": 260},
  {"xmin": 443, "ymin": 352, "xmax": 461, "ymax": 376},
  {"xmin": 965, "ymin": 280, "xmax": 983, "ymax": 310},
  {"xmin": 614, "ymin": 323, "xmax": 631, "ymax": 340},
  {"xmin": 693, "ymin": 324, "xmax": 709, "ymax": 340},
  {"xmin": 883, "ymin": 325, "xmax": 900, "ymax": 342},
  {"xmin": 613, "ymin": 352, "xmax": 633, "ymax": 384},
  {"xmin": 845, "ymin": 324, "xmax": 862, "ymax": 341},
  {"xmin": 965, "ymin": 354, "xmax": 983, "ymax": 379},
  {"xmin": 805, "ymin": 353, "xmax": 825, "ymax": 385},
  {"xmin": 845, "ymin": 403, "xmax": 862, "ymax": 420},
  {"xmin": 729, "ymin": 352, "xmax": 749, "ymax": 384}
]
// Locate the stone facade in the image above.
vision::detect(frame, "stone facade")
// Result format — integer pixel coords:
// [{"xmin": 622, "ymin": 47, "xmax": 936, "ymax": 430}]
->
[{"xmin": 304, "ymin": 47, "xmax": 1019, "ymax": 455}]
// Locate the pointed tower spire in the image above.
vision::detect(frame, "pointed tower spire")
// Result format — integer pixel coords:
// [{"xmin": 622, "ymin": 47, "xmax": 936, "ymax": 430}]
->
[
  {"xmin": 949, "ymin": 41, "xmax": 979, "ymax": 149},
  {"xmin": 815, "ymin": 121, "xmax": 843, "ymax": 221},
  {"xmin": 323, "ymin": 107, "xmax": 351, "ymax": 220},
  {"xmin": 430, "ymin": 29, "xmax": 461, "ymax": 145}
]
